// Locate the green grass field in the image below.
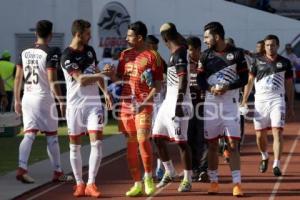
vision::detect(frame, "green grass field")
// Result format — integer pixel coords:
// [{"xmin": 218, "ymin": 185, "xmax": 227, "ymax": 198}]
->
[{"xmin": 0, "ymin": 120, "xmax": 119, "ymax": 176}]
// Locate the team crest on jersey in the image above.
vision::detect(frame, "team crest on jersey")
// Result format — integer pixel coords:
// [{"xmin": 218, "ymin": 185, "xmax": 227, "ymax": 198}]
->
[
  {"xmin": 65, "ymin": 60, "xmax": 71, "ymax": 65},
  {"xmin": 226, "ymin": 53, "xmax": 234, "ymax": 61},
  {"xmin": 258, "ymin": 61, "xmax": 266, "ymax": 65},
  {"xmin": 276, "ymin": 62, "xmax": 283, "ymax": 68},
  {"xmin": 87, "ymin": 51, "xmax": 93, "ymax": 58},
  {"xmin": 140, "ymin": 57, "xmax": 148, "ymax": 67}
]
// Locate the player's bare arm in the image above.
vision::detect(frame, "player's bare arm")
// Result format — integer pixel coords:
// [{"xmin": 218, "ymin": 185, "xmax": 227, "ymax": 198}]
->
[
  {"xmin": 47, "ymin": 69, "xmax": 66, "ymax": 117},
  {"xmin": 13, "ymin": 66, "xmax": 24, "ymax": 115},
  {"xmin": 241, "ymin": 74, "xmax": 255, "ymax": 107},
  {"xmin": 176, "ymin": 73, "xmax": 188, "ymax": 117}
]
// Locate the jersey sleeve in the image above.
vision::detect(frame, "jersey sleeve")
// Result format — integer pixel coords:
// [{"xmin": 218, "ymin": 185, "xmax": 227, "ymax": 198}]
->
[
  {"xmin": 117, "ymin": 51, "xmax": 125, "ymax": 77},
  {"xmin": 16, "ymin": 53, "xmax": 23, "ymax": 68},
  {"xmin": 174, "ymin": 49, "xmax": 188, "ymax": 76},
  {"xmin": 196, "ymin": 52, "xmax": 209, "ymax": 90},
  {"xmin": 61, "ymin": 53, "xmax": 80, "ymax": 76},
  {"xmin": 249, "ymin": 57, "xmax": 258, "ymax": 77},
  {"xmin": 46, "ymin": 47, "xmax": 61, "ymax": 70},
  {"xmin": 227, "ymin": 50, "xmax": 249, "ymax": 90},
  {"xmin": 285, "ymin": 60, "xmax": 293, "ymax": 79},
  {"xmin": 91, "ymin": 47, "xmax": 99, "ymax": 66},
  {"xmin": 150, "ymin": 51, "xmax": 163, "ymax": 81}
]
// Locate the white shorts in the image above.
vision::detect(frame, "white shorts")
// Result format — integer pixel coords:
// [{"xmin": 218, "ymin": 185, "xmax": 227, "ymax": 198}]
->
[
  {"xmin": 204, "ymin": 101, "xmax": 241, "ymax": 140},
  {"xmin": 66, "ymin": 105, "xmax": 104, "ymax": 136},
  {"xmin": 254, "ymin": 98, "xmax": 285, "ymax": 131},
  {"xmin": 22, "ymin": 95, "xmax": 58, "ymax": 134},
  {"xmin": 152, "ymin": 100, "xmax": 192, "ymax": 143}
]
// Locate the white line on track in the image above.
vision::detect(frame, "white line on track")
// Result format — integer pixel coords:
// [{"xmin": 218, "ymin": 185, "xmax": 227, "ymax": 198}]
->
[
  {"xmin": 269, "ymin": 129, "xmax": 300, "ymax": 200},
  {"xmin": 26, "ymin": 152, "xmax": 126, "ymax": 200}
]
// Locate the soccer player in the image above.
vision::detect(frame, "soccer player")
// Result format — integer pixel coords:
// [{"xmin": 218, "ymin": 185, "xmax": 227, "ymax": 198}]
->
[
  {"xmin": 14, "ymin": 20, "xmax": 72, "ymax": 184},
  {"xmin": 60, "ymin": 19, "xmax": 111, "ymax": 197},
  {"xmin": 197, "ymin": 22, "xmax": 248, "ymax": 196},
  {"xmin": 103, "ymin": 21, "xmax": 163, "ymax": 197},
  {"xmin": 241, "ymin": 34, "xmax": 294, "ymax": 177},
  {"xmin": 145, "ymin": 34, "xmax": 167, "ymax": 180},
  {"xmin": 152, "ymin": 22, "xmax": 193, "ymax": 192},
  {"xmin": 186, "ymin": 36, "xmax": 208, "ymax": 182}
]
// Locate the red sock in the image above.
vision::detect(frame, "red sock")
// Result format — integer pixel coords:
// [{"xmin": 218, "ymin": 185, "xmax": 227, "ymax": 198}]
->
[
  {"xmin": 138, "ymin": 139, "xmax": 153, "ymax": 173},
  {"xmin": 127, "ymin": 138, "xmax": 141, "ymax": 181}
]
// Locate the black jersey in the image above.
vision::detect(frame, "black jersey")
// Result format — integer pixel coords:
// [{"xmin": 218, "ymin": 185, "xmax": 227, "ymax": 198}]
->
[
  {"xmin": 60, "ymin": 45, "xmax": 100, "ymax": 106},
  {"xmin": 250, "ymin": 55, "xmax": 293, "ymax": 101},
  {"xmin": 197, "ymin": 45, "xmax": 248, "ymax": 101}
]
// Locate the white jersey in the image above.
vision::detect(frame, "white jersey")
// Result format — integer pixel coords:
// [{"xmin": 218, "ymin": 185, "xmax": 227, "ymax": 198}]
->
[
  {"xmin": 250, "ymin": 55, "xmax": 293, "ymax": 101},
  {"xmin": 60, "ymin": 45, "xmax": 101, "ymax": 107},
  {"xmin": 17, "ymin": 44, "xmax": 60, "ymax": 97}
]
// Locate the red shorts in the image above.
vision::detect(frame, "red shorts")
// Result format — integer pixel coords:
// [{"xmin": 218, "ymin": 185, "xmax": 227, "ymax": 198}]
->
[{"xmin": 118, "ymin": 101, "xmax": 152, "ymax": 134}]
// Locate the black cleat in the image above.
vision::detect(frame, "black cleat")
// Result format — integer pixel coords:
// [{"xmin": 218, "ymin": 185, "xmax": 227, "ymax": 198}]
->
[
  {"xmin": 259, "ymin": 159, "xmax": 269, "ymax": 173},
  {"xmin": 273, "ymin": 167, "xmax": 282, "ymax": 177},
  {"xmin": 198, "ymin": 171, "xmax": 209, "ymax": 183}
]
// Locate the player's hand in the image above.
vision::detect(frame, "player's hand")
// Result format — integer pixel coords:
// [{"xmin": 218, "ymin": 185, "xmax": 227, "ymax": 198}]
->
[
  {"xmin": 102, "ymin": 64, "xmax": 115, "ymax": 77},
  {"xmin": 214, "ymin": 84, "xmax": 229, "ymax": 95},
  {"xmin": 59, "ymin": 102, "xmax": 66, "ymax": 119},
  {"xmin": 0, "ymin": 95, "xmax": 8, "ymax": 110},
  {"xmin": 14, "ymin": 101, "xmax": 22, "ymax": 116},
  {"xmin": 104, "ymin": 92, "xmax": 113, "ymax": 110},
  {"xmin": 175, "ymin": 104, "xmax": 184, "ymax": 117}
]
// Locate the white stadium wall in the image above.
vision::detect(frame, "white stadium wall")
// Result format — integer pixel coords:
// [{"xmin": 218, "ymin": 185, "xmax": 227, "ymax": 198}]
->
[{"xmin": 0, "ymin": 0, "xmax": 300, "ymax": 61}]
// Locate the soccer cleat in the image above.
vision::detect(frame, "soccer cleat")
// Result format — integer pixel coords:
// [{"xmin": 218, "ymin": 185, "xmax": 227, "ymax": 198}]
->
[
  {"xmin": 16, "ymin": 167, "xmax": 35, "ymax": 184},
  {"xmin": 73, "ymin": 183, "xmax": 86, "ymax": 197},
  {"xmin": 156, "ymin": 172, "xmax": 173, "ymax": 188},
  {"xmin": 144, "ymin": 177, "xmax": 155, "ymax": 196},
  {"xmin": 198, "ymin": 171, "xmax": 209, "ymax": 183},
  {"xmin": 273, "ymin": 167, "xmax": 282, "ymax": 177},
  {"xmin": 52, "ymin": 171, "xmax": 74, "ymax": 183},
  {"xmin": 233, "ymin": 183, "xmax": 244, "ymax": 197},
  {"xmin": 177, "ymin": 179, "xmax": 192, "ymax": 192},
  {"xmin": 85, "ymin": 184, "xmax": 101, "ymax": 198},
  {"xmin": 126, "ymin": 183, "xmax": 143, "ymax": 197},
  {"xmin": 155, "ymin": 167, "xmax": 165, "ymax": 180},
  {"xmin": 208, "ymin": 182, "xmax": 219, "ymax": 195},
  {"xmin": 259, "ymin": 159, "xmax": 269, "ymax": 173}
]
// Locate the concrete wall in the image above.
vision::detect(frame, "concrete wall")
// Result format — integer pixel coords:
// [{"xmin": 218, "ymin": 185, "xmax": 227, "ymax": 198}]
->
[{"xmin": 0, "ymin": 0, "xmax": 300, "ymax": 61}]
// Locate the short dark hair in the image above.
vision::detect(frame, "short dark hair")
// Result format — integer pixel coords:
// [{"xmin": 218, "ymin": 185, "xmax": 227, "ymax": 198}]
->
[
  {"xmin": 146, "ymin": 35, "xmax": 159, "ymax": 44},
  {"xmin": 71, "ymin": 19, "xmax": 91, "ymax": 36},
  {"xmin": 36, "ymin": 20, "xmax": 53, "ymax": 39},
  {"xmin": 128, "ymin": 21, "xmax": 148, "ymax": 40},
  {"xmin": 186, "ymin": 36, "xmax": 201, "ymax": 49},
  {"xmin": 264, "ymin": 34, "xmax": 280, "ymax": 46},
  {"xmin": 204, "ymin": 21, "xmax": 225, "ymax": 40},
  {"xmin": 257, "ymin": 40, "xmax": 264, "ymax": 45},
  {"xmin": 160, "ymin": 22, "xmax": 179, "ymax": 42}
]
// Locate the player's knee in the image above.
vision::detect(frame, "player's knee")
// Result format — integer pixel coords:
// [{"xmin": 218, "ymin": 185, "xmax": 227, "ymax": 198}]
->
[
  {"xmin": 24, "ymin": 132, "xmax": 36, "ymax": 141},
  {"xmin": 137, "ymin": 129, "xmax": 151, "ymax": 142},
  {"xmin": 46, "ymin": 135, "xmax": 58, "ymax": 146}
]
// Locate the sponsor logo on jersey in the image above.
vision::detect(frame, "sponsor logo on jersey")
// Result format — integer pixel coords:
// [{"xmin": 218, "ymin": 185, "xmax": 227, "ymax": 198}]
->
[
  {"xmin": 226, "ymin": 53, "xmax": 234, "ymax": 61},
  {"xmin": 87, "ymin": 51, "xmax": 93, "ymax": 58},
  {"xmin": 276, "ymin": 62, "xmax": 283, "ymax": 68}
]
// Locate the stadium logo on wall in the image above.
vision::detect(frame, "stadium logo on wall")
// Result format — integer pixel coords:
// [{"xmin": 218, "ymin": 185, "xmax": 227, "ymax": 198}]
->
[{"xmin": 98, "ymin": 2, "xmax": 130, "ymax": 48}]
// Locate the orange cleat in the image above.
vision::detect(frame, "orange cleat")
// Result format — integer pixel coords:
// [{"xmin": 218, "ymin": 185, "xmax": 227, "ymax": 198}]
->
[
  {"xmin": 85, "ymin": 184, "xmax": 101, "ymax": 198},
  {"xmin": 208, "ymin": 182, "xmax": 219, "ymax": 195},
  {"xmin": 233, "ymin": 183, "xmax": 244, "ymax": 197},
  {"xmin": 73, "ymin": 183, "xmax": 86, "ymax": 197}
]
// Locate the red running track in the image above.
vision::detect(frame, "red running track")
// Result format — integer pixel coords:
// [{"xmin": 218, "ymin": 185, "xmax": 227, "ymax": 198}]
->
[{"xmin": 14, "ymin": 108, "xmax": 300, "ymax": 200}]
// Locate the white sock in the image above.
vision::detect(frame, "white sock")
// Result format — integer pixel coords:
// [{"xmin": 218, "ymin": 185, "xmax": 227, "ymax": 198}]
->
[
  {"xmin": 183, "ymin": 170, "xmax": 192, "ymax": 183},
  {"xmin": 144, "ymin": 172, "xmax": 152, "ymax": 179},
  {"xmin": 208, "ymin": 170, "xmax": 218, "ymax": 183},
  {"xmin": 87, "ymin": 140, "xmax": 103, "ymax": 184},
  {"xmin": 157, "ymin": 159, "xmax": 163, "ymax": 170},
  {"xmin": 231, "ymin": 170, "xmax": 241, "ymax": 184},
  {"xmin": 261, "ymin": 152, "xmax": 269, "ymax": 160},
  {"xmin": 19, "ymin": 132, "xmax": 35, "ymax": 170},
  {"xmin": 46, "ymin": 135, "xmax": 62, "ymax": 172},
  {"xmin": 70, "ymin": 144, "xmax": 83, "ymax": 184},
  {"xmin": 273, "ymin": 160, "xmax": 280, "ymax": 168},
  {"xmin": 162, "ymin": 160, "xmax": 176, "ymax": 176},
  {"xmin": 134, "ymin": 181, "xmax": 142, "ymax": 187}
]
